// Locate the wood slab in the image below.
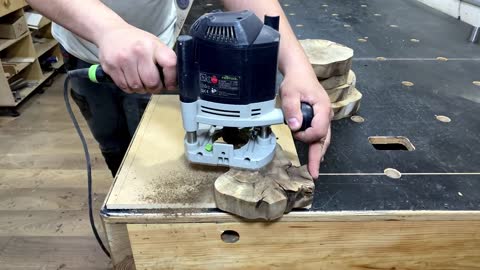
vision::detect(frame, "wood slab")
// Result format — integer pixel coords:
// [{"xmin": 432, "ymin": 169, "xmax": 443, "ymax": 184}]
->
[
  {"xmin": 326, "ymin": 70, "xmax": 356, "ymax": 102},
  {"xmin": 300, "ymin": 39, "xmax": 354, "ymax": 79},
  {"xmin": 105, "ymin": 95, "xmax": 299, "ymax": 210},
  {"xmin": 319, "ymin": 70, "xmax": 350, "ymax": 90},
  {"xmin": 331, "ymin": 87, "xmax": 363, "ymax": 120},
  {"xmin": 214, "ymin": 146, "xmax": 314, "ymax": 220}
]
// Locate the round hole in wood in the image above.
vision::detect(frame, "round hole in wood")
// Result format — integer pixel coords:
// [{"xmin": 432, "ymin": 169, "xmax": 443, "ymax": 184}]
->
[
  {"xmin": 221, "ymin": 230, "xmax": 240, "ymax": 243},
  {"xmin": 350, "ymin": 115, "xmax": 365, "ymax": 123},
  {"xmin": 435, "ymin": 115, "xmax": 451, "ymax": 123},
  {"xmin": 384, "ymin": 168, "xmax": 402, "ymax": 179}
]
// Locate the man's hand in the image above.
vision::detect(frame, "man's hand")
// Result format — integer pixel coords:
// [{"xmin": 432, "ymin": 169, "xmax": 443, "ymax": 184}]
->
[
  {"xmin": 97, "ymin": 25, "xmax": 177, "ymax": 94},
  {"xmin": 280, "ymin": 67, "xmax": 332, "ymax": 179}
]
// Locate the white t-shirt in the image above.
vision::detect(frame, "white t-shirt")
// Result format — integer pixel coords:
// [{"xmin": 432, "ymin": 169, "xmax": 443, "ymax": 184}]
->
[{"xmin": 52, "ymin": 0, "xmax": 177, "ymax": 64}]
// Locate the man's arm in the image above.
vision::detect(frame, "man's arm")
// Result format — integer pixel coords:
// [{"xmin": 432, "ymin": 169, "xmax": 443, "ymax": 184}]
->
[
  {"xmin": 223, "ymin": 0, "xmax": 332, "ymax": 178},
  {"xmin": 26, "ymin": 0, "xmax": 177, "ymax": 93}
]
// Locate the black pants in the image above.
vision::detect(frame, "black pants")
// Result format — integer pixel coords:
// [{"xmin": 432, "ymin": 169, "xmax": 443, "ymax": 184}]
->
[{"xmin": 63, "ymin": 49, "xmax": 151, "ymax": 177}]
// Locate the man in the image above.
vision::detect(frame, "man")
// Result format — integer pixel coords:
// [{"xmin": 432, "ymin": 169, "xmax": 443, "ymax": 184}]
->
[{"xmin": 27, "ymin": 0, "xmax": 332, "ymax": 178}]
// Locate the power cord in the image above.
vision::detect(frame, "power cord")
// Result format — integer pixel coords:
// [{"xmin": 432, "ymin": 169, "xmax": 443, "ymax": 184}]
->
[{"xmin": 63, "ymin": 75, "xmax": 111, "ymax": 258}]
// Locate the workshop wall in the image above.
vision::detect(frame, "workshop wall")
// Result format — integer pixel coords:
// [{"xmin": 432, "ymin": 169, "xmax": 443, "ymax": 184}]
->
[{"xmin": 417, "ymin": 0, "xmax": 480, "ymax": 26}]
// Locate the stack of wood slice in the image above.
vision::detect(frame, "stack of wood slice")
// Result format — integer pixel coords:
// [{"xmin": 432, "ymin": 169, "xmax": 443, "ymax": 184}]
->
[{"xmin": 300, "ymin": 39, "xmax": 362, "ymax": 120}]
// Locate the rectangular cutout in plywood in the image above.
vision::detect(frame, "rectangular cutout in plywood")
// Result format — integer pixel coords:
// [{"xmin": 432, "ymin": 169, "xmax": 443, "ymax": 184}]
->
[{"xmin": 368, "ymin": 136, "xmax": 415, "ymax": 151}]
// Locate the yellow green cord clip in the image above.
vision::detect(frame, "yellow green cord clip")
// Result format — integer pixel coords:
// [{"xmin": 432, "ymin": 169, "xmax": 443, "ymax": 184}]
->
[
  {"xmin": 88, "ymin": 64, "xmax": 99, "ymax": 83},
  {"xmin": 205, "ymin": 143, "xmax": 213, "ymax": 152}
]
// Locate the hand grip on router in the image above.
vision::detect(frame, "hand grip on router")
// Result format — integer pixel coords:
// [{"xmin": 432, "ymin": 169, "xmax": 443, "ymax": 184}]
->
[{"xmin": 299, "ymin": 102, "xmax": 314, "ymax": 132}]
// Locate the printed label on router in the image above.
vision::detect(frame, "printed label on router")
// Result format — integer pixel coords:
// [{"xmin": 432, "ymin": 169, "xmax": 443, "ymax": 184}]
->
[{"xmin": 199, "ymin": 72, "xmax": 241, "ymax": 99}]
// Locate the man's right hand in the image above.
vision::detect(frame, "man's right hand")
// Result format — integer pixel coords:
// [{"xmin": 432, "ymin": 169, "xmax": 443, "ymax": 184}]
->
[{"xmin": 97, "ymin": 25, "xmax": 177, "ymax": 94}]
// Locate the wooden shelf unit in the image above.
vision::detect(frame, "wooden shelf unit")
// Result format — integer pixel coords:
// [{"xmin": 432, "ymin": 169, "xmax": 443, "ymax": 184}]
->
[{"xmin": 0, "ymin": 2, "xmax": 63, "ymax": 115}]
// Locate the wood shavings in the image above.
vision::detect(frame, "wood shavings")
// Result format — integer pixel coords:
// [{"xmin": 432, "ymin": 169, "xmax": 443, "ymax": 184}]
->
[
  {"xmin": 357, "ymin": 38, "xmax": 367, "ymax": 42},
  {"xmin": 376, "ymin": 57, "xmax": 386, "ymax": 61},
  {"xmin": 436, "ymin": 57, "xmax": 448, "ymax": 61},
  {"xmin": 473, "ymin": 81, "xmax": 480, "ymax": 86},
  {"xmin": 410, "ymin": 39, "xmax": 420, "ymax": 43}
]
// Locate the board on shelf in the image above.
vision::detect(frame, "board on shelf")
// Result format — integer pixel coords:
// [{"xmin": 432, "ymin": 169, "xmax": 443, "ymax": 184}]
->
[{"xmin": 24, "ymin": 10, "xmax": 50, "ymax": 30}]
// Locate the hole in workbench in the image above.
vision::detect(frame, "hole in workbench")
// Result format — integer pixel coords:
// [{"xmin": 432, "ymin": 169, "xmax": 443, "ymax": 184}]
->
[
  {"xmin": 368, "ymin": 136, "xmax": 415, "ymax": 151},
  {"xmin": 221, "ymin": 230, "xmax": 240, "ymax": 243}
]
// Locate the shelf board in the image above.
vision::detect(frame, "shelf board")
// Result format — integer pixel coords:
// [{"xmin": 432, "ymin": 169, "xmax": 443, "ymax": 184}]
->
[
  {"xmin": 34, "ymin": 38, "xmax": 58, "ymax": 57},
  {"xmin": 14, "ymin": 80, "xmax": 39, "ymax": 105},
  {"xmin": 0, "ymin": 31, "xmax": 29, "ymax": 51}
]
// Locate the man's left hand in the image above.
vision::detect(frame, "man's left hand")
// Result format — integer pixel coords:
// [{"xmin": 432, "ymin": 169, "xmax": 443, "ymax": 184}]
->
[{"xmin": 280, "ymin": 67, "xmax": 332, "ymax": 179}]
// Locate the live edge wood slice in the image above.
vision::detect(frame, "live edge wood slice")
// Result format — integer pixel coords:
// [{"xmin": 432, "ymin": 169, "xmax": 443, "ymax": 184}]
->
[
  {"xmin": 214, "ymin": 146, "xmax": 314, "ymax": 220},
  {"xmin": 102, "ymin": 96, "xmax": 480, "ymax": 270},
  {"xmin": 299, "ymin": 39, "xmax": 353, "ymax": 79}
]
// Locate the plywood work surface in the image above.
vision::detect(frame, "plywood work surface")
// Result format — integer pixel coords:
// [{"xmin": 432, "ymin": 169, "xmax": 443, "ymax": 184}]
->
[{"xmin": 105, "ymin": 95, "xmax": 298, "ymax": 210}]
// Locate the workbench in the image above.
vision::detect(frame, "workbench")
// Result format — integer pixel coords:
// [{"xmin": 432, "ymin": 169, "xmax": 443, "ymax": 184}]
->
[{"xmin": 102, "ymin": 0, "xmax": 480, "ymax": 269}]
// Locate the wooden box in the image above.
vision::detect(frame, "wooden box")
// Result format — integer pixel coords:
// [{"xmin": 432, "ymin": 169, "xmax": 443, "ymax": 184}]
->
[
  {"xmin": 0, "ymin": 12, "xmax": 27, "ymax": 39},
  {"xmin": 102, "ymin": 96, "xmax": 480, "ymax": 270}
]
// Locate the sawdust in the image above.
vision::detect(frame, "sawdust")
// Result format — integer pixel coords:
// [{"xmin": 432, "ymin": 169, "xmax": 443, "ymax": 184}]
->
[{"xmin": 142, "ymin": 157, "xmax": 227, "ymax": 205}]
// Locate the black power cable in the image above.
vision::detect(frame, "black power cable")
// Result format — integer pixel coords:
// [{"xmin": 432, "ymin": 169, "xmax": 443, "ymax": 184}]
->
[{"xmin": 63, "ymin": 76, "xmax": 111, "ymax": 258}]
